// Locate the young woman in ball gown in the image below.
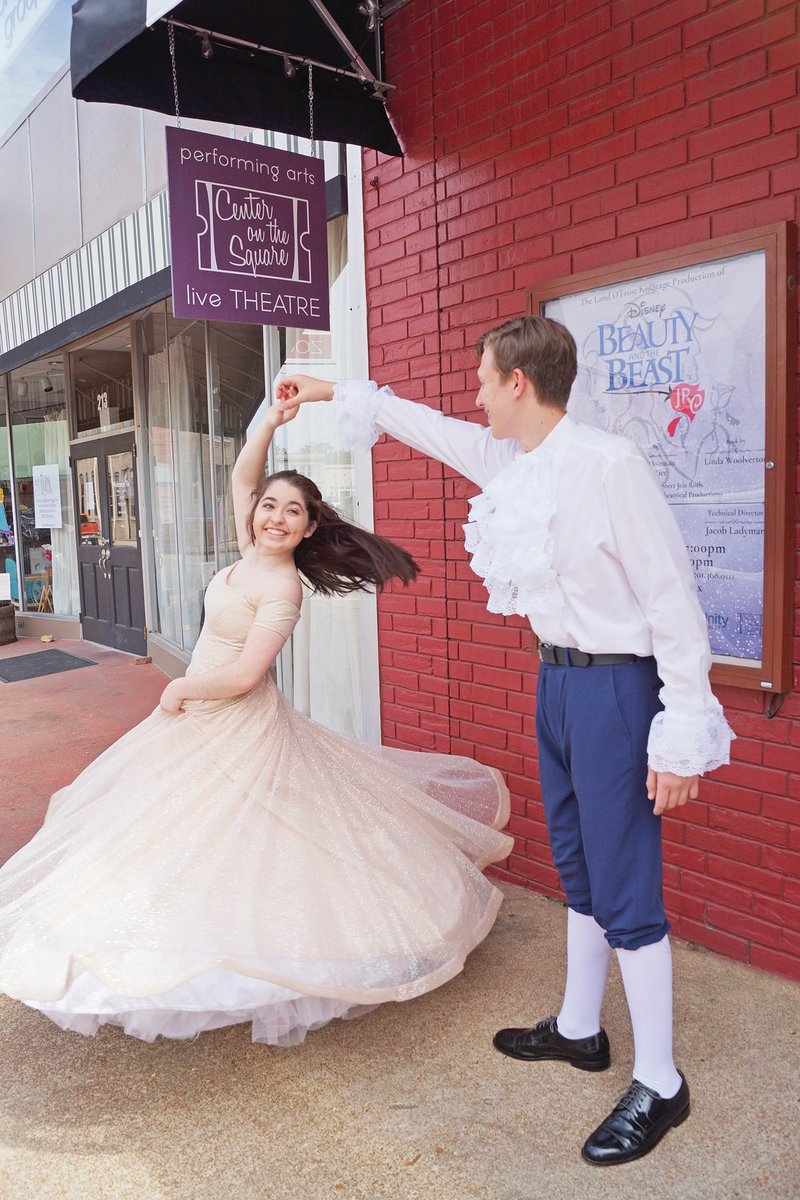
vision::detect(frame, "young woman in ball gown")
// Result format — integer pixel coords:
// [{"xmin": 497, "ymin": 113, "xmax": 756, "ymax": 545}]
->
[{"xmin": 0, "ymin": 402, "xmax": 511, "ymax": 1045}]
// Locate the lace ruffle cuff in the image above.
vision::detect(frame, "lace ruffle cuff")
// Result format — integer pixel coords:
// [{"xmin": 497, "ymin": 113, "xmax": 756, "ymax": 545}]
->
[
  {"xmin": 647, "ymin": 698, "xmax": 735, "ymax": 777},
  {"xmin": 332, "ymin": 380, "xmax": 390, "ymax": 449}
]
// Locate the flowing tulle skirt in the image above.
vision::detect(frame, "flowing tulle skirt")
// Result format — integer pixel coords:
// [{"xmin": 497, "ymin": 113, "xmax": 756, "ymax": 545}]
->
[{"xmin": 0, "ymin": 676, "xmax": 512, "ymax": 1044}]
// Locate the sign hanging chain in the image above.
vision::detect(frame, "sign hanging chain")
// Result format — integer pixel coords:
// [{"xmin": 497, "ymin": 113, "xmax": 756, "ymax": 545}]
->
[
  {"xmin": 168, "ymin": 18, "xmax": 181, "ymax": 127},
  {"xmin": 307, "ymin": 63, "xmax": 314, "ymax": 145}
]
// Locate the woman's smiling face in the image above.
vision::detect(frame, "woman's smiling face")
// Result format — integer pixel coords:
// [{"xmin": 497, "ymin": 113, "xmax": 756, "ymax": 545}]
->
[{"xmin": 251, "ymin": 479, "xmax": 317, "ymax": 554}]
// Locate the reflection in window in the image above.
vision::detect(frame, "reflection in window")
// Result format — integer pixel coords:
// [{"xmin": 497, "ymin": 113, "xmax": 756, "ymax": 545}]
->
[
  {"xmin": 71, "ymin": 333, "xmax": 135, "ymax": 438},
  {"xmin": 0, "ymin": 0, "xmax": 72, "ymax": 142},
  {"xmin": 270, "ymin": 213, "xmax": 369, "ymax": 739},
  {"xmin": 141, "ymin": 304, "xmax": 214, "ymax": 652},
  {"xmin": 208, "ymin": 322, "xmax": 266, "ymax": 566},
  {"xmin": 76, "ymin": 458, "xmax": 102, "ymax": 545},
  {"xmin": 140, "ymin": 305, "xmax": 266, "ymax": 652},
  {"xmin": 8, "ymin": 362, "xmax": 78, "ymax": 615},
  {"xmin": 108, "ymin": 453, "xmax": 136, "ymax": 546},
  {"xmin": 141, "ymin": 307, "xmax": 181, "ymax": 647},
  {"xmin": 0, "ymin": 378, "xmax": 15, "ymax": 600},
  {"xmin": 165, "ymin": 315, "xmax": 214, "ymax": 650}
]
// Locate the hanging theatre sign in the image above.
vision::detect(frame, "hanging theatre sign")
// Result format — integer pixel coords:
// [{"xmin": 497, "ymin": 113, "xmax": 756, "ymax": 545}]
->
[{"xmin": 166, "ymin": 127, "xmax": 330, "ymax": 331}]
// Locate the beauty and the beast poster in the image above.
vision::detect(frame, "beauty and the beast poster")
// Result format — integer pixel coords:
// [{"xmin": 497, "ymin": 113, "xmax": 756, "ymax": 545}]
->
[{"xmin": 547, "ymin": 251, "xmax": 766, "ymax": 664}]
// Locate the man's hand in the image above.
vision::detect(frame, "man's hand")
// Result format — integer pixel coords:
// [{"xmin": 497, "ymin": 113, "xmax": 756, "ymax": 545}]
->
[
  {"xmin": 159, "ymin": 679, "xmax": 186, "ymax": 715},
  {"xmin": 646, "ymin": 769, "xmax": 699, "ymax": 816},
  {"xmin": 275, "ymin": 374, "xmax": 335, "ymax": 414}
]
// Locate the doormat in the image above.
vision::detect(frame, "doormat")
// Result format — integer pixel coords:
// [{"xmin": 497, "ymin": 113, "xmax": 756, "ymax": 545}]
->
[{"xmin": 0, "ymin": 649, "xmax": 97, "ymax": 683}]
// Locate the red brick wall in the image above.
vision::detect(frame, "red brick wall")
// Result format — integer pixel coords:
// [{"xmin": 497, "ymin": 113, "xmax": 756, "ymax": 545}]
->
[{"xmin": 364, "ymin": 0, "xmax": 800, "ymax": 980}]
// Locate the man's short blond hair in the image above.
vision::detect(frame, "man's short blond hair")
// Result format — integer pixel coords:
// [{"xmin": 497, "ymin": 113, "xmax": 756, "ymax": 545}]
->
[{"xmin": 477, "ymin": 316, "xmax": 577, "ymax": 409}]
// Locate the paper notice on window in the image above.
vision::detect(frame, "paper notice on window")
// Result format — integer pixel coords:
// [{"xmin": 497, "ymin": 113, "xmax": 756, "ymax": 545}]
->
[
  {"xmin": 32, "ymin": 464, "xmax": 62, "ymax": 529},
  {"xmin": 0, "ymin": 575, "xmax": 11, "ymax": 602}
]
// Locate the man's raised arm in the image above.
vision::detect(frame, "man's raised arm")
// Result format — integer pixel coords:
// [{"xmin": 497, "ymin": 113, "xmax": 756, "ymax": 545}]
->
[{"xmin": 275, "ymin": 375, "xmax": 518, "ymax": 488}]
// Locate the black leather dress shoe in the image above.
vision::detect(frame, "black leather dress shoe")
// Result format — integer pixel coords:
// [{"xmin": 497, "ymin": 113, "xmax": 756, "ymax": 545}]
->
[
  {"xmin": 492, "ymin": 1015, "xmax": 610, "ymax": 1071},
  {"xmin": 581, "ymin": 1072, "xmax": 690, "ymax": 1165}
]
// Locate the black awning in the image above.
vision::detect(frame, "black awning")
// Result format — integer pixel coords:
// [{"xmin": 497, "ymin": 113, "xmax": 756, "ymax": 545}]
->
[{"xmin": 70, "ymin": 0, "xmax": 402, "ymax": 157}]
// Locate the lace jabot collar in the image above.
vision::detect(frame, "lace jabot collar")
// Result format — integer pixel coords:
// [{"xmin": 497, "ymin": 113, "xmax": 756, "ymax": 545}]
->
[{"xmin": 463, "ymin": 416, "xmax": 576, "ymax": 620}]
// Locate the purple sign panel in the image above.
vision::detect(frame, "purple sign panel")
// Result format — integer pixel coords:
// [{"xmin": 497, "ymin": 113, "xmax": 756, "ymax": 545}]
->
[{"xmin": 166, "ymin": 127, "xmax": 330, "ymax": 330}]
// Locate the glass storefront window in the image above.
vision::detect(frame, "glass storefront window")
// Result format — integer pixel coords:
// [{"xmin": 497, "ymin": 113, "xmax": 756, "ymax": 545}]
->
[
  {"xmin": 0, "ymin": 377, "xmax": 15, "ymax": 601},
  {"xmin": 139, "ymin": 306, "xmax": 208, "ymax": 650},
  {"xmin": 268, "ymin": 211, "xmax": 374, "ymax": 740},
  {"xmin": 165, "ymin": 312, "xmax": 215, "ymax": 651},
  {"xmin": 71, "ymin": 329, "xmax": 135, "ymax": 437},
  {"xmin": 107, "ymin": 451, "xmax": 137, "ymax": 547},
  {"xmin": 208, "ymin": 322, "xmax": 266, "ymax": 567},
  {"xmin": 75, "ymin": 456, "xmax": 102, "ymax": 546},
  {"xmin": 140, "ymin": 306, "xmax": 181, "ymax": 647},
  {"xmin": 140, "ymin": 305, "xmax": 266, "ymax": 652},
  {"xmin": 9, "ymin": 359, "xmax": 78, "ymax": 615}
]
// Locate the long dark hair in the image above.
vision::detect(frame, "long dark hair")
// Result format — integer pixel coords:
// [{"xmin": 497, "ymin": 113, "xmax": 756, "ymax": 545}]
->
[{"xmin": 246, "ymin": 470, "xmax": 419, "ymax": 596}]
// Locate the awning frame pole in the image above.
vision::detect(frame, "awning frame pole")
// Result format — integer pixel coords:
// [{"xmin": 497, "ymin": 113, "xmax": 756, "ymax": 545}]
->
[
  {"xmin": 161, "ymin": 16, "xmax": 394, "ymax": 95},
  {"xmin": 304, "ymin": 0, "xmax": 377, "ymax": 84}
]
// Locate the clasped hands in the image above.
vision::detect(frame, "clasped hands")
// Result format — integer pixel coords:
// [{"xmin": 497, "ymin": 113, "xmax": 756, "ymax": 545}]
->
[{"xmin": 274, "ymin": 374, "xmax": 334, "ymax": 416}]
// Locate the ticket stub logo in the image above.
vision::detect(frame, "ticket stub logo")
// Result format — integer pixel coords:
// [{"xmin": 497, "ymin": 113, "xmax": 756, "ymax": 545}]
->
[{"xmin": 195, "ymin": 181, "xmax": 312, "ymax": 282}]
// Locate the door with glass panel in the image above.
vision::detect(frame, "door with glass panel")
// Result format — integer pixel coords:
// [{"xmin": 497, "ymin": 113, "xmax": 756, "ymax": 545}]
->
[{"xmin": 72, "ymin": 433, "xmax": 146, "ymax": 653}]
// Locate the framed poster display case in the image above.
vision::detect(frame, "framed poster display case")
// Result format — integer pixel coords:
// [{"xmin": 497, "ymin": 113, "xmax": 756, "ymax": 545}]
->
[{"xmin": 528, "ymin": 222, "xmax": 797, "ymax": 693}]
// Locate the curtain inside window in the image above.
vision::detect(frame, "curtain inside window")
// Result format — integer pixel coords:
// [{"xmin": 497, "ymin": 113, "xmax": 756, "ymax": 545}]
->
[
  {"xmin": 271, "ymin": 214, "xmax": 366, "ymax": 739},
  {"xmin": 43, "ymin": 412, "xmax": 79, "ymax": 615}
]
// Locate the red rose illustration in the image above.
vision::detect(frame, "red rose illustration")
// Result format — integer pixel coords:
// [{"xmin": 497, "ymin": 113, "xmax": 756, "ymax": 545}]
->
[{"xmin": 667, "ymin": 383, "xmax": 705, "ymax": 438}]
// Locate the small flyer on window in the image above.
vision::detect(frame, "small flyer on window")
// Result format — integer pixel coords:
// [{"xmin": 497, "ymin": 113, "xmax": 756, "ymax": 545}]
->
[{"xmin": 32, "ymin": 464, "xmax": 62, "ymax": 529}]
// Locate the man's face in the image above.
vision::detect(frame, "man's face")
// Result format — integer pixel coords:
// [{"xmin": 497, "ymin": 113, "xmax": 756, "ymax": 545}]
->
[{"xmin": 475, "ymin": 346, "xmax": 519, "ymax": 440}]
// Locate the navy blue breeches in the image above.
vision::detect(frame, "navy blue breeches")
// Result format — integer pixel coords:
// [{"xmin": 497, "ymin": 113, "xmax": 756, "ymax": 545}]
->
[{"xmin": 536, "ymin": 657, "xmax": 669, "ymax": 951}]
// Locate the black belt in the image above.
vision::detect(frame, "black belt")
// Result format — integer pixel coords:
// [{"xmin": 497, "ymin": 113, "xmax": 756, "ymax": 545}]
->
[{"xmin": 538, "ymin": 643, "xmax": 647, "ymax": 667}]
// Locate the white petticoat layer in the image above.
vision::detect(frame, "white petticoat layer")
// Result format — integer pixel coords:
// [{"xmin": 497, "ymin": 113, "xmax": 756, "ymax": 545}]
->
[{"xmin": 29, "ymin": 967, "xmax": 379, "ymax": 1047}]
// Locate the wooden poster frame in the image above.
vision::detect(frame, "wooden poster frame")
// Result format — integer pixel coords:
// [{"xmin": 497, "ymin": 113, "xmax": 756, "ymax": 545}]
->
[{"xmin": 527, "ymin": 222, "xmax": 797, "ymax": 694}]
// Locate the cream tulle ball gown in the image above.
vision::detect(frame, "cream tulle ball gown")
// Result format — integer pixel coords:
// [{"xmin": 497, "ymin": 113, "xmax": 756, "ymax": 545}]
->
[{"xmin": 0, "ymin": 566, "xmax": 512, "ymax": 1045}]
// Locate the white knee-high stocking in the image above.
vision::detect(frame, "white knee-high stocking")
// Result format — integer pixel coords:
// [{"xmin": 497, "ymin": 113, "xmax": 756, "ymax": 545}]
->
[
  {"xmin": 616, "ymin": 935, "xmax": 682, "ymax": 1098},
  {"xmin": 556, "ymin": 908, "xmax": 612, "ymax": 1039}
]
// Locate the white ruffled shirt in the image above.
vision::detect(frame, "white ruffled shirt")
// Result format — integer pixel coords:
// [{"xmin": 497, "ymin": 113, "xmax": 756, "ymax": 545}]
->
[{"xmin": 333, "ymin": 380, "xmax": 734, "ymax": 777}]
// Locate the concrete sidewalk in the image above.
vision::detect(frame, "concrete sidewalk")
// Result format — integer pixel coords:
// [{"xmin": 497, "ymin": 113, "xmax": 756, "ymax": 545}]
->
[
  {"xmin": 0, "ymin": 639, "xmax": 797, "ymax": 1200},
  {"xmin": 0, "ymin": 638, "xmax": 166, "ymax": 862}
]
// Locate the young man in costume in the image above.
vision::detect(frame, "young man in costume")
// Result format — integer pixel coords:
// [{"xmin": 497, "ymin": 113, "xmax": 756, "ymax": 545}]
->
[{"xmin": 276, "ymin": 315, "xmax": 733, "ymax": 1165}]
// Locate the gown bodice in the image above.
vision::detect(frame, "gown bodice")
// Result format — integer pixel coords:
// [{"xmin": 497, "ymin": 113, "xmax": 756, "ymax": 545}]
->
[{"xmin": 188, "ymin": 564, "xmax": 301, "ymax": 675}]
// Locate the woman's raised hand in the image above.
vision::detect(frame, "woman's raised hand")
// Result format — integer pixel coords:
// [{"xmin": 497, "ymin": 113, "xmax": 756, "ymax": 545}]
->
[
  {"xmin": 262, "ymin": 401, "xmax": 299, "ymax": 430},
  {"xmin": 275, "ymin": 374, "xmax": 335, "ymax": 415}
]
